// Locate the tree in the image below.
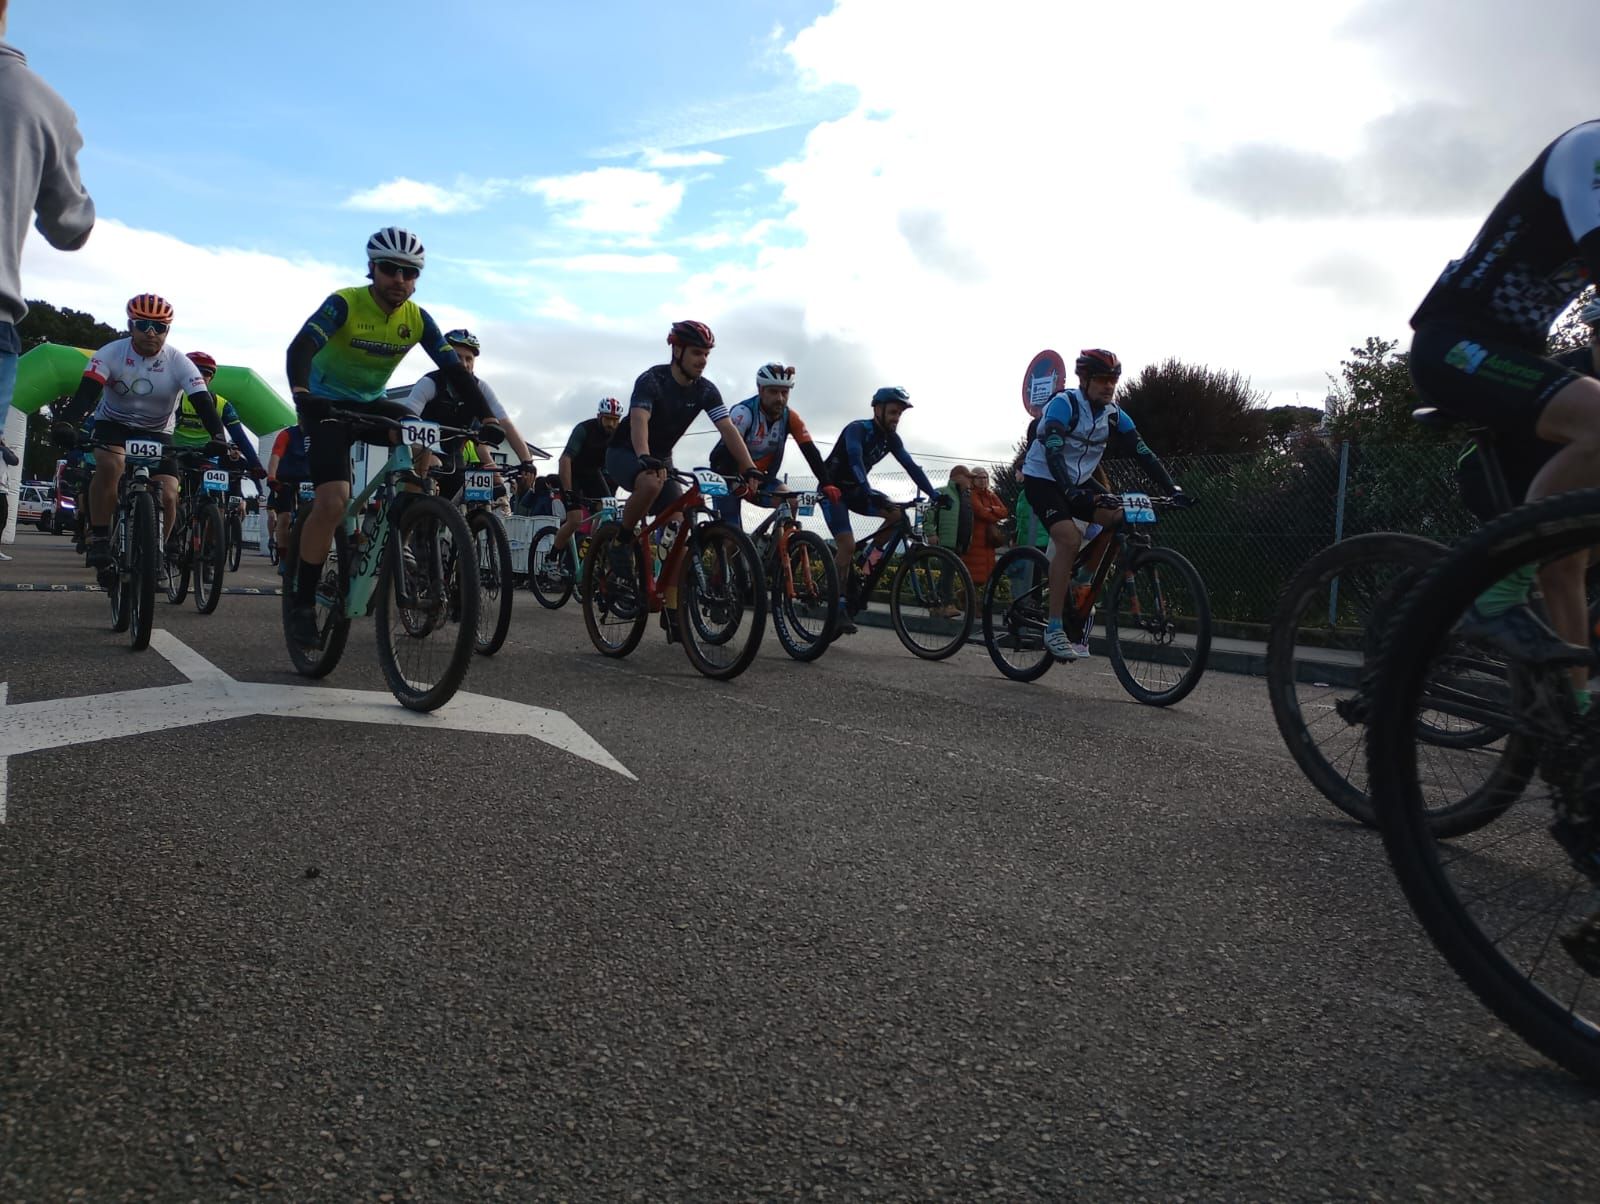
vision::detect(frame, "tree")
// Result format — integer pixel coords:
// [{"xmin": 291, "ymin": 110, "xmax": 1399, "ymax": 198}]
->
[
  {"xmin": 1264, "ymin": 404, "xmax": 1325, "ymax": 447},
  {"xmin": 1323, "ymin": 336, "xmax": 1442, "ymax": 445},
  {"xmin": 988, "ymin": 432, "xmax": 1031, "ymax": 515},
  {"xmin": 1115, "ymin": 358, "xmax": 1270, "ymax": 455},
  {"xmin": 14, "ymin": 299, "xmax": 119, "ymax": 480}
]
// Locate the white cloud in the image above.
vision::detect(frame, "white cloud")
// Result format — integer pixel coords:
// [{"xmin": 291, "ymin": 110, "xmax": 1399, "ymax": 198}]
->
[
  {"xmin": 639, "ymin": 149, "xmax": 728, "ymax": 169},
  {"xmin": 524, "ymin": 168, "xmax": 684, "ymax": 237},
  {"xmin": 342, "ymin": 177, "xmax": 496, "ymax": 215},
  {"xmin": 535, "ymin": 253, "xmax": 681, "ymax": 275}
]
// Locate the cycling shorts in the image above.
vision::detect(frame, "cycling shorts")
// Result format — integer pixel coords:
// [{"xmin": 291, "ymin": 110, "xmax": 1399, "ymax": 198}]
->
[
  {"xmin": 603, "ymin": 446, "xmax": 684, "ymax": 513},
  {"xmin": 1409, "ymin": 320, "xmax": 1580, "ymax": 435},
  {"xmin": 818, "ymin": 484, "xmax": 893, "ymax": 536},
  {"xmin": 92, "ymin": 420, "xmax": 176, "ymax": 478},
  {"xmin": 298, "ymin": 397, "xmax": 416, "ymax": 487},
  {"xmin": 268, "ymin": 479, "xmax": 304, "ymax": 514},
  {"xmin": 1022, "ymin": 475, "xmax": 1102, "ymax": 528}
]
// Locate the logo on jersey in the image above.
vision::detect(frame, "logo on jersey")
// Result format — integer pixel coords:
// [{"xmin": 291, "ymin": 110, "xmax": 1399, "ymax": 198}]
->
[
  {"xmin": 350, "ymin": 339, "xmax": 405, "ymax": 357},
  {"xmin": 1445, "ymin": 340, "xmax": 1489, "ymax": 374},
  {"xmin": 398, "ymin": 324, "xmax": 412, "ymax": 340}
]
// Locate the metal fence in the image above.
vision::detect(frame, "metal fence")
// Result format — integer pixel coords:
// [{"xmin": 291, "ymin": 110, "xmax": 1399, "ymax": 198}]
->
[{"xmin": 743, "ymin": 439, "xmax": 1474, "ymax": 629}]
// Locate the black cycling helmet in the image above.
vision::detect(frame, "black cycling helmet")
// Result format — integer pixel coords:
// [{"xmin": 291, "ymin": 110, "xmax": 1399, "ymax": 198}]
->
[
  {"xmin": 1075, "ymin": 348, "xmax": 1121, "ymax": 378},
  {"xmin": 667, "ymin": 320, "xmax": 715, "ymax": 350},
  {"xmin": 871, "ymin": 385, "xmax": 912, "ymax": 408}
]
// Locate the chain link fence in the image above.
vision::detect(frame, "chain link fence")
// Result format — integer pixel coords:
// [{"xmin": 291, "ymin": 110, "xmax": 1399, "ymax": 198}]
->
[{"xmin": 735, "ymin": 439, "xmax": 1474, "ymax": 630}]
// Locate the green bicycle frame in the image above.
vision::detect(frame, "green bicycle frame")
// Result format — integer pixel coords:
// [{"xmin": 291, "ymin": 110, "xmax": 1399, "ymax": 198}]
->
[{"xmin": 340, "ymin": 441, "xmax": 416, "ymax": 619}]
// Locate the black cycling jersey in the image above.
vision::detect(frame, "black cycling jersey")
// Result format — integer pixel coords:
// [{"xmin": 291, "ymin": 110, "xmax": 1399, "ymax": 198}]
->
[
  {"xmin": 1412, "ymin": 120, "xmax": 1600, "ymax": 351},
  {"xmin": 562, "ymin": 418, "xmax": 612, "ymax": 474},
  {"xmin": 608, "ymin": 364, "xmax": 729, "ymax": 459}
]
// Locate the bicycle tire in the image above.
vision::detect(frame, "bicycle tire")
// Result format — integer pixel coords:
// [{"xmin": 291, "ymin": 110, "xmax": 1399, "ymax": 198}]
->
[
  {"xmin": 376, "ymin": 495, "xmax": 478, "ymax": 711},
  {"xmin": 127, "ymin": 490, "xmax": 159, "ymax": 651},
  {"xmin": 282, "ymin": 508, "xmax": 352, "ymax": 679},
  {"xmin": 163, "ymin": 508, "xmax": 191, "ymax": 606},
  {"xmin": 1267, "ymin": 533, "xmax": 1446, "ymax": 825},
  {"xmin": 193, "ymin": 505, "xmax": 227, "ymax": 616},
  {"xmin": 469, "ymin": 508, "xmax": 515, "ymax": 656},
  {"xmin": 581, "ymin": 522, "xmax": 648, "ymax": 658},
  {"xmin": 108, "ymin": 502, "xmax": 131, "ymax": 633},
  {"xmin": 771, "ymin": 528, "xmax": 840, "ymax": 662},
  {"xmin": 888, "ymin": 545, "xmax": 974, "ymax": 660},
  {"xmin": 1105, "ymin": 544, "xmax": 1210, "ymax": 706},
  {"xmin": 528, "ymin": 526, "xmax": 575, "ymax": 609},
  {"xmin": 1369, "ymin": 489, "xmax": 1600, "ymax": 1083},
  {"xmin": 226, "ymin": 515, "xmax": 243, "ymax": 572},
  {"xmin": 679, "ymin": 521, "xmax": 767, "ymax": 680},
  {"xmin": 982, "ymin": 546, "xmax": 1054, "ymax": 682}
]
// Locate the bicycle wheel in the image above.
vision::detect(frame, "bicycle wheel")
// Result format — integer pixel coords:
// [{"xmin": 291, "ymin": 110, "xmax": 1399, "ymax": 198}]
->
[
  {"xmin": 982, "ymin": 546, "xmax": 1054, "ymax": 682},
  {"xmin": 1368, "ymin": 490, "xmax": 1600, "ymax": 1082},
  {"xmin": 192, "ymin": 505, "xmax": 227, "ymax": 615},
  {"xmin": 1105, "ymin": 545, "xmax": 1210, "ymax": 706},
  {"xmin": 771, "ymin": 529, "xmax": 840, "ymax": 662},
  {"xmin": 282, "ymin": 508, "xmax": 351, "ymax": 679},
  {"xmin": 528, "ymin": 525, "xmax": 575, "ymax": 609},
  {"xmin": 226, "ymin": 514, "xmax": 243, "ymax": 572},
  {"xmin": 376, "ymin": 495, "xmax": 479, "ymax": 711},
  {"xmin": 468, "ymin": 508, "xmax": 514, "ymax": 656},
  {"xmin": 888, "ymin": 545, "xmax": 974, "ymax": 660},
  {"xmin": 108, "ymin": 502, "xmax": 131, "ymax": 632},
  {"xmin": 678, "ymin": 521, "xmax": 767, "ymax": 680},
  {"xmin": 163, "ymin": 509, "xmax": 191, "ymax": 605},
  {"xmin": 580, "ymin": 522, "xmax": 648, "ymax": 658},
  {"xmin": 127, "ymin": 490, "xmax": 159, "ymax": 651}
]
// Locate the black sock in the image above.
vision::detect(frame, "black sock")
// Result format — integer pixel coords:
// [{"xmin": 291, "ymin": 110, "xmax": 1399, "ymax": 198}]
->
[
  {"xmin": 296, "ymin": 559, "xmax": 323, "ymax": 606},
  {"xmin": 91, "ymin": 524, "xmax": 107, "ymax": 538}
]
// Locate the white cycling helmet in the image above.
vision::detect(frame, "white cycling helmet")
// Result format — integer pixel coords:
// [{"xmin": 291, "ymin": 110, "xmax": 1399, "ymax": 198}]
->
[
  {"xmin": 756, "ymin": 362, "xmax": 796, "ymax": 389},
  {"xmin": 1581, "ymin": 297, "xmax": 1600, "ymax": 327},
  {"xmin": 597, "ymin": 397, "xmax": 623, "ymax": 417},
  {"xmin": 366, "ymin": 226, "xmax": 426, "ymax": 269}
]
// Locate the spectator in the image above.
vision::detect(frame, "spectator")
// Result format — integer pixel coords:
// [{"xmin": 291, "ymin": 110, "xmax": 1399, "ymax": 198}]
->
[
  {"xmin": 0, "ymin": 434, "xmax": 12, "ymax": 558},
  {"xmin": 961, "ymin": 467, "xmax": 1009, "ymax": 589},
  {"xmin": 0, "ymin": 1, "xmax": 95, "ymax": 409},
  {"xmin": 924, "ymin": 465, "xmax": 973, "ymax": 616}
]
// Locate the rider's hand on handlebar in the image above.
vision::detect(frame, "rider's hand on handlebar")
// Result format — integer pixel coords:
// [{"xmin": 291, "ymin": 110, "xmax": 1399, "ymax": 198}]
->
[
  {"xmin": 247, "ymin": 466, "xmax": 267, "ymax": 481},
  {"xmin": 204, "ymin": 439, "xmax": 229, "ymax": 458},
  {"xmin": 1168, "ymin": 489, "xmax": 1197, "ymax": 509},
  {"xmin": 50, "ymin": 421, "xmax": 78, "ymax": 450},
  {"xmin": 821, "ymin": 484, "xmax": 842, "ymax": 505},
  {"xmin": 639, "ymin": 454, "xmax": 664, "ymax": 472}
]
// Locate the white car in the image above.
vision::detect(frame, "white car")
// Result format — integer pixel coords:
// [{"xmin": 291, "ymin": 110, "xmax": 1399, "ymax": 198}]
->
[{"xmin": 17, "ymin": 483, "xmax": 52, "ymax": 526}]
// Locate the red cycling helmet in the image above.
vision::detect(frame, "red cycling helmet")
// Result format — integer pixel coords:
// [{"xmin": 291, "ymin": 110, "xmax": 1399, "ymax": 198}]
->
[
  {"xmin": 1075, "ymin": 348, "xmax": 1122, "ymax": 377},
  {"xmin": 667, "ymin": 320, "xmax": 715, "ymax": 350},
  {"xmin": 188, "ymin": 351, "xmax": 218, "ymax": 374}
]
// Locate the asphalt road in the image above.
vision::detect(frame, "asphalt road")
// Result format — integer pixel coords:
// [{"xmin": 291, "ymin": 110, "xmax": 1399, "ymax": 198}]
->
[{"xmin": 2, "ymin": 526, "xmax": 1597, "ymax": 1201}]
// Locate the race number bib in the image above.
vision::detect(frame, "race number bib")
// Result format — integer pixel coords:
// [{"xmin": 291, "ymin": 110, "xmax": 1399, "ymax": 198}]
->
[
  {"xmin": 1121, "ymin": 492, "xmax": 1157, "ymax": 524},
  {"xmin": 464, "ymin": 471, "xmax": 494, "ymax": 503},
  {"xmin": 202, "ymin": 469, "xmax": 230, "ymax": 493},
  {"xmin": 794, "ymin": 491, "xmax": 819, "ymax": 516},
  {"xmin": 693, "ymin": 468, "xmax": 729, "ymax": 497},
  {"xmin": 401, "ymin": 420, "xmax": 442, "ymax": 451},
  {"xmin": 298, "ymin": 481, "xmax": 316, "ymax": 501},
  {"xmin": 124, "ymin": 439, "xmax": 164, "ymax": 462}
]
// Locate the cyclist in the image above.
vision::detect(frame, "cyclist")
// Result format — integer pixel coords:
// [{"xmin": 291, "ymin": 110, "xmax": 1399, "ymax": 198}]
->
[
  {"xmin": 603, "ymin": 319, "xmax": 762, "ymax": 580},
  {"xmin": 173, "ymin": 351, "xmax": 265, "ymax": 535},
  {"xmin": 708, "ymin": 361, "xmax": 838, "ymax": 525},
  {"xmin": 405, "ymin": 328, "xmax": 539, "ymax": 497},
  {"xmin": 544, "ymin": 396, "xmax": 622, "ymax": 569},
  {"xmin": 1019, "ymin": 348, "xmax": 1185, "ymax": 660},
  {"xmin": 50, "ymin": 293, "xmax": 226, "ymax": 573},
  {"xmin": 1410, "ymin": 120, "xmax": 1600, "ymax": 672},
  {"xmin": 819, "ymin": 386, "xmax": 942, "ymax": 635},
  {"xmin": 282, "ymin": 226, "xmax": 494, "ymax": 647},
  {"xmin": 265, "ymin": 422, "xmax": 311, "ymax": 574}
]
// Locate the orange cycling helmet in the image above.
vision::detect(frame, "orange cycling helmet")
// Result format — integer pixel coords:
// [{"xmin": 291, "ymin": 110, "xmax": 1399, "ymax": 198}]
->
[{"xmin": 127, "ymin": 293, "xmax": 174, "ymax": 324}]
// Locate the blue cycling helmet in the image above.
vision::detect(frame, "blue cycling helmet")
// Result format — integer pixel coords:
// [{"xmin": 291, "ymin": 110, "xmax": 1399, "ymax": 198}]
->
[{"xmin": 871, "ymin": 386, "xmax": 912, "ymax": 408}]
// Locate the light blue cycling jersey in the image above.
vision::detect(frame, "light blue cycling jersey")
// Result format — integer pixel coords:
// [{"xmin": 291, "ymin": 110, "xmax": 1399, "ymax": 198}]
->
[{"xmin": 1022, "ymin": 389, "xmax": 1144, "ymax": 486}]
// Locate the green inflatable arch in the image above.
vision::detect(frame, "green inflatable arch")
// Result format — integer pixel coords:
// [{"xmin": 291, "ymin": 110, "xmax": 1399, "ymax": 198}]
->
[{"xmin": 7, "ymin": 342, "xmax": 295, "ymax": 434}]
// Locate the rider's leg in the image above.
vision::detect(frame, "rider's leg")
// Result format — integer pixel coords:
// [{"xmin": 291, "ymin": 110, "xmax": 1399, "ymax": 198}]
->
[{"xmin": 156, "ymin": 473, "xmax": 179, "ymax": 543}]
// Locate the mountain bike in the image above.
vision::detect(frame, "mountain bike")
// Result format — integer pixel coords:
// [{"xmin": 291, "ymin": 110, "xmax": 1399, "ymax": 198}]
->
[
  {"xmin": 223, "ymin": 489, "xmax": 246, "ymax": 571},
  {"xmin": 982, "ymin": 493, "xmax": 1210, "ymax": 705},
  {"xmin": 74, "ymin": 431, "xmax": 165, "ymax": 651},
  {"xmin": 747, "ymin": 489, "xmax": 840, "ymax": 661},
  {"xmin": 281, "ymin": 407, "xmax": 480, "ymax": 711},
  {"xmin": 836, "ymin": 496, "xmax": 973, "ymax": 660},
  {"xmin": 443, "ymin": 460, "xmax": 516, "ymax": 656},
  {"xmin": 1366, "ymin": 486, "xmax": 1600, "ymax": 1083},
  {"xmin": 161, "ymin": 449, "xmax": 231, "ymax": 614},
  {"xmin": 528, "ymin": 495, "xmax": 620, "ymax": 609},
  {"xmin": 1267, "ymin": 407, "xmax": 1523, "ymax": 832},
  {"xmin": 580, "ymin": 467, "xmax": 767, "ymax": 680}
]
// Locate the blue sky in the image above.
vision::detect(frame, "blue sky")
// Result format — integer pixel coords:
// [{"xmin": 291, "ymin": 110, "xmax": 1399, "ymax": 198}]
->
[{"xmin": 14, "ymin": 0, "xmax": 1599, "ymax": 462}]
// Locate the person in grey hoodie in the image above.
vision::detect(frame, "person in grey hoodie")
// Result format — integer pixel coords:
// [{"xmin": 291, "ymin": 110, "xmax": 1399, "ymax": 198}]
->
[{"xmin": 0, "ymin": 0, "xmax": 95, "ymax": 407}]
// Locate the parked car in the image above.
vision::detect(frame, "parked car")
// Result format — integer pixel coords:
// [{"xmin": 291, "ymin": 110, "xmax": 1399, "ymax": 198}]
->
[
  {"xmin": 47, "ymin": 459, "xmax": 80, "ymax": 534},
  {"xmin": 17, "ymin": 483, "xmax": 53, "ymax": 526}
]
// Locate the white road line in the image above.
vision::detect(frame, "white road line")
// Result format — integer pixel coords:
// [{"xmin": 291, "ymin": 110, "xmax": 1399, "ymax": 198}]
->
[{"xmin": 0, "ymin": 631, "xmax": 633, "ymax": 822}]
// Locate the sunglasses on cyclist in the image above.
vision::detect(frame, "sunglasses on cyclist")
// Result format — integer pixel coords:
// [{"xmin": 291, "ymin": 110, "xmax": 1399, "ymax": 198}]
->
[
  {"xmin": 374, "ymin": 260, "xmax": 421, "ymax": 281},
  {"xmin": 130, "ymin": 319, "xmax": 169, "ymax": 334},
  {"xmin": 1088, "ymin": 373, "xmax": 1120, "ymax": 386}
]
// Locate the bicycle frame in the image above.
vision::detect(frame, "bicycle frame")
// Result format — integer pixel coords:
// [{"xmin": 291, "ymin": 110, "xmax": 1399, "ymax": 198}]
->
[
  {"xmin": 628, "ymin": 471, "xmax": 721, "ymax": 615},
  {"xmin": 748, "ymin": 490, "xmax": 822, "ymax": 601},
  {"xmin": 850, "ymin": 502, "xmax": 924, "ymax": 604}
]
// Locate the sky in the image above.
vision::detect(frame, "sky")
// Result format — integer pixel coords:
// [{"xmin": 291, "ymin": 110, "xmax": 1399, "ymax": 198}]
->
[{"xmin": 12, "ymin": 0, "xmax": 1599, "ymax": 467}]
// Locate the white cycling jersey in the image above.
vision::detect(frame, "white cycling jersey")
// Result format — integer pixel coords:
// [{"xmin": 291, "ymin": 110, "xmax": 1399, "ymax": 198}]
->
[{"xmin": 86, "ymin": 338, "xmax": 208, "ymax": 434}]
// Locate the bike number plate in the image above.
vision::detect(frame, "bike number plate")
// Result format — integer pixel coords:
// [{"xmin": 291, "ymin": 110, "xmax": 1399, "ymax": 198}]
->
[
  {"xmin": 401, "ymin": 420, "xmax": 443, "ymax": 451},
  {"xmin": 464, "ymin": 471, "xmax": 494, "ymax": 502},
  {"xmin": 298, "ymin": 481, "xmax": 316, "ymax": 501},
  {"xmin": 124, "ymin": 438, "xmax": 164, "ymax": 463},
  {"xmin": 202, "ymin": 469, "xmax": 229, "ymax": 493},
  {"xmin": 693, "ymin": 468, "xmax": 729, "ymax": 497},
  {"xmin": 600, "ymin": 497, "xmax": 621, "ymax": 517},
  {"xmin": 795, "ymin": 491, "xmax": 818, "ymax": 516},
  {"xmin": 1121, "ymin": 492, "xmax": 1158, "ymax": 524}
]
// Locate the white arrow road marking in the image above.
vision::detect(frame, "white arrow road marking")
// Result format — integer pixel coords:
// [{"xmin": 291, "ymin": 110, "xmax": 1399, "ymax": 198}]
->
[{"xmin": 0, "ymin": 630, "xmax": 633, "ymax": 822}]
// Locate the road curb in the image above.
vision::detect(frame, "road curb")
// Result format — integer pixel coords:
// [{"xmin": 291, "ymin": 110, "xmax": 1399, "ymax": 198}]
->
[{"xmin": 0, "ymin": 583, "xmax": 284, "ymax": 595}]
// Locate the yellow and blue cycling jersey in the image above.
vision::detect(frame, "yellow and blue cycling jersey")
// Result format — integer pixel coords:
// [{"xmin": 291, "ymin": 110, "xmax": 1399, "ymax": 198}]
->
[
  {"xmin": 172, "ymin": 391, "xmax": 242, "ymax": 448},
  {"xmin": 297, "ymin": 285, "xmax": 454, "ymax": 403}
]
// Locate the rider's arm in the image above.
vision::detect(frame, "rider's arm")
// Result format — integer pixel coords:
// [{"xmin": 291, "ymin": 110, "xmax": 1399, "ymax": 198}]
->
[
  {"xmin": 841, "ymin": 421, "xmax": 872, "ymax": 487},
  {"xmin": 1546, "ymin": 124, "xmax": 1600, "ymax": 280},
  {"xmin": 286, "ymin": 293, "xmax": 348, "ymax": 396},
  {"xmin": 786, "ymin": 411, "xmax": 830, "ymax": 484},
  {"xmin": 418, "ymin": 311, "xmax": 493, "ymax": 420},
  {"xmin": 225, "ymin": 419, "xmax": 262, "ymax": 470},
  {"xmin": 1114, "ymin": 412, "xmax": 1177, "ymax": 493},
  {"xmin": 54, "ymin": 372, "xmax": 104, "ymax": 427},
  {"xmin": 559, "ymin": 423, "xmax": 587, "ymax": 492},
  {"xmin": 488, "ymin": 415, "xmax": 537, "ymax": 466},
  {"xmin": 712, "ymin": 413, "xmax": 757, "ymax": 474},
  {"xmin": 186, "ymin": 391, "xmax": 226, "ymax": 441},
  {"xmin": 627, "ymin": 372, "xmax": 659, "ymax": 456}
]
